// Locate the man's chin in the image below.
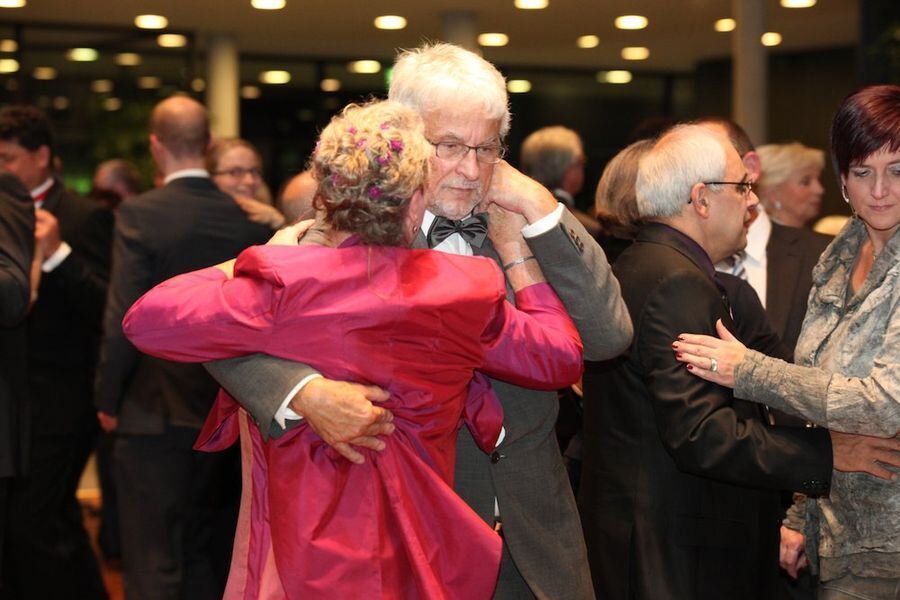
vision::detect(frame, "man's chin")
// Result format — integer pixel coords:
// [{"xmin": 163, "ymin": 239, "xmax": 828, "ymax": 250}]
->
[{"xmin": 428, "ymin": 193, "xmax": 480, "ymax": 220}]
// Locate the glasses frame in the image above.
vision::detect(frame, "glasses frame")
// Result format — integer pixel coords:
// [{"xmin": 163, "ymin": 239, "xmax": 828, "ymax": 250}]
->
[
  {"xmin": 212, "ymin": 167, "xmax": 263, "ymax": 179},
  {"xmin": 703, "ymin": 180, "xmax": 754, "ymax": 196},
  {"xmin": 429, "ymin": 140, "xmax": 507, "ymax": 165}
]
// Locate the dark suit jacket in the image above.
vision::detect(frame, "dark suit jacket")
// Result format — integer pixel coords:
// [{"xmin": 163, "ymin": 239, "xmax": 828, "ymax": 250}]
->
[
  {"xmin": 27, "ymin": 179, "xmax": 112, "ymax": 435},
  {"xmin": 94, "ymin": 176, "xmax": 270, "ymax": 435},
  {"xmin": 579, "ymin": 223, "xmax": 832, "ymax": 600},
  {"xmin": 0, "ymin": 174, "xmax": 34, "ymax": 477},
  {"xmin": 765, "ymin": 222, "xmax": 831, "ymax": 357},
  {"xmin": 207, "ymin": 208, "xmax": 632, "ymax": 599}
]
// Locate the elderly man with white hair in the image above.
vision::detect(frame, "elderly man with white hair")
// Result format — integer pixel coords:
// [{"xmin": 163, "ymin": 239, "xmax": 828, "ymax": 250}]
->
[
  {"xmin": 578, "ymin": 124, "xmax": 847, "ymax": 599},
  {"xmin": 206, "ymin": 43, "xmax": 632, "ymax": 599}
]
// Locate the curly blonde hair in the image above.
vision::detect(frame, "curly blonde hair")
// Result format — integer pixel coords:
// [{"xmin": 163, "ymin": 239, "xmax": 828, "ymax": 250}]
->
[{"xmin": 312, "ymin": 100, "xmax": 431, "ymax": 245}]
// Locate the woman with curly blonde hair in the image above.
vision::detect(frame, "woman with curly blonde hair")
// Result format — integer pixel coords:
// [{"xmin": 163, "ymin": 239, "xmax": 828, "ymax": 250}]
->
[{"xmin": 119, "ymin": 100, "xmax": 583, "ymax": 599}]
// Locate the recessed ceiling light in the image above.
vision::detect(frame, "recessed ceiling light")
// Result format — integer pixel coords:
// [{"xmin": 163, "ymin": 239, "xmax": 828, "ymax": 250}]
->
[
  {"xmin": 615, "ymin": 15, "xmax": 648, "ymax": 30},
  {"xmin": 157, "ymin": 34, "xmax": 187, "ymax": 48},
  {"xmin": 0, "ymin": 0, "xmax": 26, "ymax": 7},
  {"xmin": 138, "ymin": 76, "xmax": 162, "ymax": 89},
  {"xmin": 761, "ymin": 32, "xmax": 783, "ymax": 46},
  {"xmin": 0, "ymin": 58, "xmax": 19, "ymax": 73},
  {"xmin": 260, "ymin": 70, "xmax": 290, "ymax": 84},
  {"xmin": 320, "ymin": 78, "xmax": 341, "ymax": 92},
  {"xmin": 52, "ymin": 96, "xmax": 70, "ymax": 110},
  {"xmin": 374, "ymin": 15, "xmax": 406, "ymax": 30},
  {"xmin": 781, "ymin": 0, "xmax": 815, "ymax": 7},
  {"xmin": 478, "ymin": 33, "xmax": 509, "ymax": 47},
  {"xmin": 514, "ymin": 0, "xmax": 548, "ymax": 9},
  {"xmin": 91, "ymin": 79, "xmax": 114, "ymax": 93},
  {"xmin": 621, "ymin": 46, "xmax": 650, "ymax": 61},
  {"xmin": 66, "ymin": 47, "xmax": 99, "ymax": 62},
  {"xmin": 241, "ymin": 85, "xmax": 261, "ymax": 99},
  {"xmin": 0, "ymin": 40, "xmax": 18, "ymax": 52},
  {"xmin": 714, "ymin": 18, "xmax": 736, "ymax": 32},
  {"xmin": 32, "ymin": 66, "xmax": 57, "ymax": 80},
  {"xmin": 191, "ymin": 78, "xmax": 205, "ymax": 92},
  {"xmin": 135, "ymin": 14, "xmax": 168, "ymax": 29},
  {"xmin": 507, "ymin": 79, "xmax": 531, "ymax": 93},
  {"xmin": 115, "ymin": 52, "xmax": 142, "ymax": 66},
  {"xmin": 577, "ymin": 35, "xmax": 600, "ymax": 49},
  {"xmin": 597, "ymin": 70, "xmax": 633, "ymax": 84},
  {"xmin": 103, "ymin": 97, "xmax": 122, "ymax": 111},
  {"xmin": 347, "ymin": 60, "xmax": 381, "ymax": 74},
  {"xmin": 251, "ymin": 0, "xmax": 285, "ymax": 9}
]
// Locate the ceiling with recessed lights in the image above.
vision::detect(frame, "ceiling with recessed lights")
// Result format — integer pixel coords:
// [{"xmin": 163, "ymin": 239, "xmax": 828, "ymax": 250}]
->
[{"xmin": 0, "ymin": 0, "xmax": 857, "ymax": 73}]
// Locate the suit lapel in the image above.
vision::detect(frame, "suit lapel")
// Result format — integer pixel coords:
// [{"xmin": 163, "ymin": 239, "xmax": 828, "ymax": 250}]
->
[{"xmin": 766, "ymin": 224, "xmax": 801, "ymax": 339}]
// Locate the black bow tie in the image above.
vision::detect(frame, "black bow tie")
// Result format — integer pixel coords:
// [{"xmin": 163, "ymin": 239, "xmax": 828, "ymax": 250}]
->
[{"xmin": 427, "ymin": 213, "xmax": 489, "ymax": 248}]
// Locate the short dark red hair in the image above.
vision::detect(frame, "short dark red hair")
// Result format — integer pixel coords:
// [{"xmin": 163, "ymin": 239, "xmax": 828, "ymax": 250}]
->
[{"xmin": 830, "ymin": 84, "xmax": 900, "ymax": 177}]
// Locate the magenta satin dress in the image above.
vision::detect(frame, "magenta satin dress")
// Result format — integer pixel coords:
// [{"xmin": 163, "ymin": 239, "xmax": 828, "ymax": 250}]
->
[{"xmin": 123, "ymin": 240, "xmax": 582, "ymax": 599}]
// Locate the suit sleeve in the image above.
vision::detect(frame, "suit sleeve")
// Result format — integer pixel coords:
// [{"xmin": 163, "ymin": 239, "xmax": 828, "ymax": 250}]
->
[
  {"xmin": 47, "ymin": 205, "xmax": 113, "ymax": 325},
  {"xmin": 640, "ymin": 271, "xmax": 832, "ymax": 495},
  {"xmin": 525, "ymin": 208, "xmax": 632, "ymax": 361},
  {"xmin": 0, "ymin": 190, "xmax": 34, "ymax": 327},
  {"xmin": 480, "ymin": 281, "xmax": 583, "ymax": 390},
  {"xmin": 94, "ymin": 203, "xmax": 157, "ymax": 415},
  {"xmin": 735, "ymin": 298, "xmax": 900, "ymax": 437}
]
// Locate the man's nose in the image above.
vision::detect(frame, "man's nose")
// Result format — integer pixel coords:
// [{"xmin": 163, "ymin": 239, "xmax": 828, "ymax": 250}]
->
[{"xmin": 455, "ymin": 148, "xmax": 481, "ymax": 180}]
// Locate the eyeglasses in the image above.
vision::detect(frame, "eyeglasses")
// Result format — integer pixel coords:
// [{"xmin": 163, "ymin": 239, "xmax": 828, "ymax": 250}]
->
[
  {"xmin": 430, "ymin": 140, "xmax": 507, "ymax": 164},
  {"xmin": 212, "ymin": 167, "xmax": 262, "ymax": 179},
  {"xmin": 703, "ymin": 180, "xmax": 754, "ymax": 196}
]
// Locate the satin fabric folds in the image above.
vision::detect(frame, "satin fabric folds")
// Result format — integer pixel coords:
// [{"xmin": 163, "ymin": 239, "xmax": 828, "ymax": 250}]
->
[{"xmin": 122, "ymin": 242, "xmax": 582, "ymax": 599}]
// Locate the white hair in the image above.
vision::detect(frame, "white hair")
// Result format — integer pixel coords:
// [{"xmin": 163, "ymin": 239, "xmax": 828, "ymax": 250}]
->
[
  {"xmin": 520, "ymin": 126, "xmax": 583, "ymax": 188},
  {"xmin": 388, "ymin": 43, "xmax": 511, "ymax": 138},
  {"xmin": 756, "ymin": 142, "xmax": 825, "ymax": 190},
  {"xmin": 636, "ymin": 124, "xmax": 727, "ymax": 219}
]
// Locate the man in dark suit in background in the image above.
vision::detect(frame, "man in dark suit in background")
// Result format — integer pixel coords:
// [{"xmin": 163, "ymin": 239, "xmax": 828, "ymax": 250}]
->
[
  {"xmin": 205, "ymin": 43, "xmax": 633, "ymax": 600},
  {"xmin": 0, "ymin": 106, "xmax": 111, "ymax": 599},
  {"xmin": 579, "ymin": 124, "xmax": 839, "ymax": 599},
  {"xmin": 696, "ymin": 118, "xmax": 832, "ymax": 355},
  {"xmin": 94, "ymin": 96, "xmax": 270, "ymax": 600},
  {"xmin": 0, "ymin": 173, "xmax": 35, "ymax": 593}
]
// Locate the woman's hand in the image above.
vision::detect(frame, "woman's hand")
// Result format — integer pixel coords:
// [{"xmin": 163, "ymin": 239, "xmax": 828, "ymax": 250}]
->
[
  {"xmin": 266, "ymin": 219, "xmax": 315, "ymax": 246},
  {"xmin": 779, "ymin": 526, "xmax": 808, "ymax": 579},
  {"xmin": 671, "ymin": 319, "xmax": 746, "ymax": 388},
  {"xmin": 234, "ymin": 195, "xmax": 286, "ymax": 230}
]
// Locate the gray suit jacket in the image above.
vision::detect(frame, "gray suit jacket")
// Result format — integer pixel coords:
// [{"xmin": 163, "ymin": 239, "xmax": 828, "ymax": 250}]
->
[{"xmin": 205, "ymin": 209, "xmax": 632, "ymax": 599}]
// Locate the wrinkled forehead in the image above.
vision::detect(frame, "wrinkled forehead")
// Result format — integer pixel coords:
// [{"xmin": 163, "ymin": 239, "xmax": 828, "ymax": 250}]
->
[{"xmin": 422, "ymin": 108, "xmax": 502, "ymax": 143}]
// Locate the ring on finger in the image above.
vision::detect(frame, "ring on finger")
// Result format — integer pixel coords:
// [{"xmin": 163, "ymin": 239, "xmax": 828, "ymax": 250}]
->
[{"xmin": 710, "ymin": 357, "xmax": 718, "ymax": 373}]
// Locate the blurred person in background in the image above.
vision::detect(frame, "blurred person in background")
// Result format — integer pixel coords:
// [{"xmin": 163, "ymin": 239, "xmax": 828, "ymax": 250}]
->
[
  {"xmin": 277, "ymin": 169, "xmax": 318, "ymax": 224},
  {"xmin": 756, "ymin": 142, "xmax": 826, "ymax": 229},
  {"xmin": 93, "ymin": 159, "xmax": 141, "ymax": 210},
  {"xmin": 208, "ymin": 138, "xmax": 286, "ymax": 231}
]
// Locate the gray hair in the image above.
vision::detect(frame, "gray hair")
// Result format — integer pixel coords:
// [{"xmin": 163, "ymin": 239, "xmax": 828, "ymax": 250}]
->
[
  {"xmin": 388, "ymin": 43, "xmax": 511, "ymax": 138},
  {"xmin": 520, "ymin": 126, "xmax": 583, "ymax": 188},
  {"xmin": 636, "ymin": 124, "xmax": 727, "ymax": 219}
]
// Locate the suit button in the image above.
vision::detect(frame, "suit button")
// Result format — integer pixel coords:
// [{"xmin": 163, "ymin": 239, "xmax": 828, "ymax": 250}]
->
[{"xmin": 490, "ymin": 451, "xmax": 502, "ymax": 464}]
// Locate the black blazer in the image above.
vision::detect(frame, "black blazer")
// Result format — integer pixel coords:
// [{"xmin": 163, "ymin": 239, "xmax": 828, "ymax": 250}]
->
[
  {"xmin": 0, "ymin": 174, "xmax": 34, "ymax": 476},
  {"xmin": 765, "ymin": 222, "xmax": 832, "ymax": 357},
  {"xmin": 94, "ymin": 177, "xmax": 270, "ymax": 434},
  {"xmin": 579, "ymin": 223, "xmax": 832, "ymax": 600},
  {"xmin": 27, "ymin": 180, "xmax": 113, "ymax": 435}
]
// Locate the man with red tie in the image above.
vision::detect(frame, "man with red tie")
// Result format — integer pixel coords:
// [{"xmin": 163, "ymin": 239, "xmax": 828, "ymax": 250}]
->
[{"xmin": 0, "ymin": 105, "xmax": 111, "ymax": 599}]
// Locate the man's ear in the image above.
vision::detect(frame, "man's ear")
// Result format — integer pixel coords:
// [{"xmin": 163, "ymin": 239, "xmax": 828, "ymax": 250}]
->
[
  {"xmin": 742, "ymin": 151, "xmax": 762, "ymax": 182},
  {"xmin": 689, "ymin": 182, "xmax": 711, "ymax": 217},
  {"xmin": 35, "ymin": 145, "xmax": 51, "ymax": 171}
]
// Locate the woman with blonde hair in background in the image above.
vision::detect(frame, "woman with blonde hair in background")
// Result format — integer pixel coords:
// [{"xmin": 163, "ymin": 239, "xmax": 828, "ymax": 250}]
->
[{"xmin": 756, "ymin": 141, "xmax": 826, "ymax": 228}]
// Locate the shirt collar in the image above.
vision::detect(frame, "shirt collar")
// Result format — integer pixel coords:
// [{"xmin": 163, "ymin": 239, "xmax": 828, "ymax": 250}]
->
[
  {"xmin": 164, "ymin": 168, "xmax": 210, "ymax": 185},
  {"xmin": 745, "ymin": 208, "xmax": 771, "ymax": 263},
  {"xmin": 30, "ymin": 177, "xmax": 55, "ymax": 200}
]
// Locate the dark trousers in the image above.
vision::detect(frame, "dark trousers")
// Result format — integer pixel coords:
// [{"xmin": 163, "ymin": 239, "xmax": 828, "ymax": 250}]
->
[
  {"xmin": 4, "ymin": 430, "xmax": 107, "ymax": 600},
  {"xmin": 114, "ymin": 427, "xmax": 239, "ymax": 600}
]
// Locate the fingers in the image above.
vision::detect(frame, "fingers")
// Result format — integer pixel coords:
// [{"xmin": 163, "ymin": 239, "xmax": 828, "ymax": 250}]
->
[
  {"xmin": 674, "ymin": 333, "xmax": 719, "ymax": 347},
  {"xmin": 363, "ymin": 420, "xmax": 395, "ymax": 437},
  {"xmin": 872, "ymin": 447, "xmax": 900, "ymax": 471},
  {"xmin": 363, "ymin": 385, "xmax": 391, "ymax": 403},
  {"xmin": 715, "ymin": 319, "xmax": 737, "ymax": 341},
  {"xmin": 369, "ymin": 406, "xmax": 394, "ymax": 425},
  {"xmin": 332, "ymin": 442, "xmax": 365, "ymax": 465},
  {"xmin": 347, "ymin": 435, "xmax": 386, "ymax": 452}
]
